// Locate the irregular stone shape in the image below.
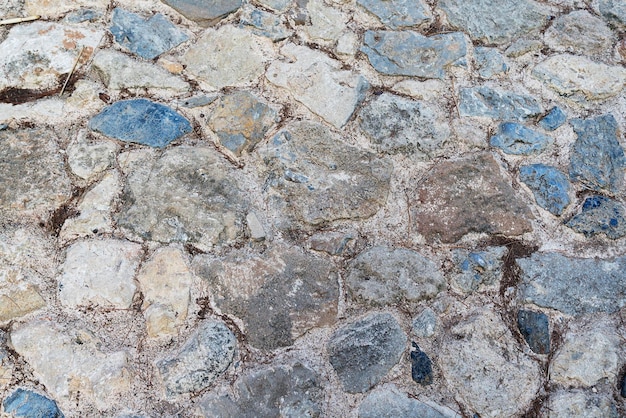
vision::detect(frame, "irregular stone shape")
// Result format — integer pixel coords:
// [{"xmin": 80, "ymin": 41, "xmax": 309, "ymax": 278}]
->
[
  {"xmin": 117, "ymin": 146, "xmax": 247, "ymax": 251},
  {"xmin": 551, "ymin": 319, "xmax": 620, "ymax": 387},
  {"xmin": 547, "ymin": 390, "xmax": 619, "ymax": 418},
  {"xmin": 328, "ymin": 312, "xmax": 407, "ymax": 393},
  {"xmin": 246, "ymin": 212, "xmax": 266, "ymax": 240},
  {"xmin": 519, "ymin": 164, "xmax": 570, "ymax": 216},
  {"xmin": 438, "ymin": 0, "xmax": 547, "ymax": 45},
  {"xmin": 567, "ymin": 196, "xmax": 626, "ymax": 239},
  {"xmin": 136, "ymin": 247, "xmax": 193, "ymax": 338},
  {"xmin": 183, "ymin": 25, "xmax": 270, "ymax": 90},
  {"xmin": 532, "ymin": 54, "xmax": 626, "ymax": 101},
  {"xmin": 490, "ymin": 122, "xmax": 553, "ymax": 155},
  {"xmin": 359, "ymin": 385, "xmax": 452, "ymax": 418},
  {"xmin": 622, "ymin": 374, "xmax": 626, "ymax": 397},
  {"xmin": 474, "ymin": 47, "xmax": 508, "ymax": 79},
  {"xmin": 10, "ymin": 321, "xmax": 130, "ymax": 409},
  {"xmin": 539, "ymin": 106, "xmax": 566, "ymax": 131},
  {"xmin": 259, "ymin": 121, "xmax": 392, "ymax": 225},
  {"xmin": 412, "ymin": 153, "xmax": 533, "ymax": 243},
  {"xmin": 239, "ymin": 7, "xmax": 291, "ymax": 41},
  {"xmin": 157, "ymin": 320, "xmax": 236, "ymax": 395},
  {"xmin": 193, "ymin": 245, "xmax": 338, "ymax": 350},
  {"xmin": 63, "ymin": 8, "xmax": 102, "ymax": 23},
  {"xmin": 66, "ymin": 135, "xmax": 117, "ymax": 181},
  {"xmin": 440, "ymin": 309, "xmax": 542, "ymax": 417},
  {"xmin": 267, "ymin": 43, "xmax": 368, "ymax": 128},
  {"xmin": 544, "ymin": 10, "xmax": 613, "ymax": 56},
  {"xmin": 345, "ymin": 245, "xmax": 445, "ymax": 308},
  {"xmin": 459, "ymin": 87, "xmax": 543, "ymax": 121},
  {"xmin": 505, "ymin": 39, "xmax": 542, "ymax": 57},
  {"xmin": 161, "ymin": 0, "xmax": 242, "ymax": 27},
  {"xmin": 308, "ymin": 231, "xmax": 359, "ymax": 256},
  {"xmin": 517, "ymin": 309, "xmax": 550, "ymax": 354},
  {"xmin": 517, "ymin": 252, "xmax": 626, "ymax": 315},
  {"xmin": 3, "ymin": 388, "xmax": 64, "ymax": 418},
  {"xmin": 110, "ymin": 8, "xmax": 188, "ymax": 60},
  {"xmin": 24, "ymin": 0, "xmax": 104, "ymax": 19},
  {"xmin": 410, "ymin": 342, "xmax": 433, "ymax": 385},
  {"xmin": 59, "ymin": 239, "xmax": 143, "ymax": 309},
  {"xmin": 89, "ymin": 99, "xmax": 192, "ymax": 148},
  {"xmin": 599, "ymin": 0, "xmax": 626, "ymax": 26},
  {"xmin": 208, "ymin": 91, "xmax": 277, "ymax": 156},
  {"xmin": 357, "ymin": 0, "xmax": 432, "ymax": 29},
  {"xmin": 450, "ymin": 247, "xmax": 506, "ymax": 293},
  {"xmin": 412, "ymin": 308, "xmax": 437, "ymax": 338},
  {"xmin": 569, "ymin": 114, "xmax": 625, "ymax": 193},
  {"xmin": 358, "ymin": 93, "xmax": 449, "ymax": 158},
  {"xmin": 362, "ymin": 31, "xmax": 466, "ymax": 79},
  {"xmin": 303, "ymin": 0, "xmax": 347, "ymax": 42}
]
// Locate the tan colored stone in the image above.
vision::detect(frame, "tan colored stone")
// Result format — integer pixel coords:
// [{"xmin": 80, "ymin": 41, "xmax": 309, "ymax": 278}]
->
[{"xmin": 0, "ymin": 269, "xmax": 45, "ymax": 323}]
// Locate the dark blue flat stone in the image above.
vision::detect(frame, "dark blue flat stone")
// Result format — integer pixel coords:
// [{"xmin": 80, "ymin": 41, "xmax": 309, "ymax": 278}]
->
[
  {"xmin": 566, "ymin": 195, "xmax": 626, "ymax": 239},
  {"xmin": 538, "ymin": 106, "xmax": 566, "ymax": 131},
  {"xmin": 519, "ymin": 164, "xmax": 570, "ymax": 215},
  {"xmin": 517, "ymin": 309, "xmax": 550, "ymax": 354},
  {"xmin": 490, "ymin": 122, "xmax": 553, "ymax": 155},
  {"xmin": 410, "ymin": 342, "xmax": 433, "ymax": 385},
  {"xmin": 3, "ymin": 389, "xmax": 64, "ymax": 418}
]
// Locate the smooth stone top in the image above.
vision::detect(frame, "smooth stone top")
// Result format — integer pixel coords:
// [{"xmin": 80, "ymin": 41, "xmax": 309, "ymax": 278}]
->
[
  {"xmin": 519, "ymin": 164, "xmax": 570, "ymax": 216},
  {"xmin": 357, "ymin": 0, "xmax": 432, "ymax": 29},
  {"xmin": 517, "ymin": 309, "xmax": 550, "ymax": 354},
  {"xmin": 490, "ymin": 122, "xmax": 553, "ymax": 155},
  {"xmin": 161, "ymin": 0, "xmax": 242, "ymax": 26},
  {"xmin": 459, "ymin": 86, "xmax": 542, "ymax": 121}
]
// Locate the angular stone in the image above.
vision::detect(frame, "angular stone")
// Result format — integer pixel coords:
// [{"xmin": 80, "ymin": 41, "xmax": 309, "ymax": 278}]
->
[
  {"xmin": 362, "ymin": 31, "xmax": 466, "ymax": 78},
  {"xmin": 66, "ymin": 134, "xmax": 117, "ymax": 181},
  {"xmin": 63, "ymin": 8, "xmax": 102, "ymax": 23},
  {"xmin": 117, "ymin": 146, "xmax": 246, "ymax": 251},
  {"xmin": 544, "ymin": 10, "xmax": 613, "ymax": 56},
  {"xmin": 599, "ymin": 0, "xmax": 626, "ymax": 26},
  {"xmin": 490, "ymin": 122, "xmax": 553, "ymax": 155},
  {"xmin": 538, "ymin": 106, "xmax": 566, "ymax": 131},
  {"xmin": 157, "ymin": 320, "xmax": 236, "ymax": 395},
  {"xmin": 308, "ymin": 231, "xmax": 359, "ymax": 256},
  {"xmin": 517, "ymin": 309, "xmax": 550, "ymax": 354},
  {"xmin": 24, "ymin": 0, "xmax": 105, "ymax": 19},
  {"xmin": 569, "ymin": 114, "xmax": 625, "ymax": 193},
  {"xmin": 161, "ymin": 0, "xmax": 242, "ymax": 27},
  {"xmin": 547, "ymin": 390, "xmax": 619, "ymax": 418},
  {"xmin": 357, "ymin": 0, "xmax": 431, "ymax": 29},
  {"xmin": 358, "ymin": 93, "xmax": 449, "ymax": 158},
  {"xmin": 3, "ymin": 389, "xmax": 64, "ymax": 418},
  {"xmin": 267, "ymin": 43, "xmax": 368, "ymax": 128},
  {"xmin": 239, "ymin": 7, "xmax": 291, "ymax": 41},
  {"xmin": 438, "ymin": 0, "xmax": 548, "ymax": 45},
  {"xmin": 245, "ymin": 212, "xmax": 266, "ymax": 241},
  {"xmin": 412, "ymin": 153, "xmax": 533, "ymax": 243},
  {"xmin": 359, "ymin": 385, "xmax": 453, "ymax": 418},
  {"xmin": 474, "ymin": 47, "xmax": 508, "ymax": 79},
  {"xmin": 450, "ymin": 247, "xmax": 506, "ymax": 293},
  {"xmin": 440, "ymin": 309, "xmax": 542, "ymax": 417},
  {"xmin": 259, "ymin": 121, "xmax": 392, "ymax": 225},
  {"xmin": 566, "ymin": 196, "xmax": 626, "ymax": 239},
  {"xmin": 89, "ymin": 99, "xmax": 192, "ymax": 148},
  {"xmin": 459, "ymin": 87, "xmax": 543, "ymax": 121},
  {"xmin": 412, "ymin": 308, "xmax": 437, "ymax": 338},
  {"xmin": 519, "ymin": 164, "xmax": 570, "ymax": 216},
  {"xmin": 346, "ymin": 245, "xmax": 445, "ymax": 308},
  {"xmin": 410, "ymin": 342, "xmax": 433, "ymax": 385},
  {"xmin": 328, "ymin": 312, "xmax": 407, "ymax": 393},
  {"xmin": 193, "ymin": 244, "xmax": 338, "ymax": 350},
  {"xmin": 517, "ymin": 252, "xmax": 626, "ymax": 315},
  {"xmin": 110, "ymin": 8, "xmax": 188, "ymax": 60},
  {"xmin": 505, "ymin": 39, "xmax": 542, "ymax": 58},
  {"xmin": 303, "ymin": 0, "xmax": 347, "ymax": 42},
  {"xmin": 532, "ymin": 54, "xmax": 626, "ymax": 101}
]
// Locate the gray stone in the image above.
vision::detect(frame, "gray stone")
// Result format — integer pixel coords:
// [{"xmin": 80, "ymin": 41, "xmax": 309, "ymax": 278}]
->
[
  {"xmin": 412, "ymin": 308, "xmax": 437, "ymax": 338},
  {"xmin": 490, "ymin": 122, "xmax": 553, "ymax": 155},
  {"xmin": 307, "ymin": 231, "xmax": 360, "ymax": 256},
  {"xmin": 450, "ymin": 246, "xmax": 506, "ymax": 293},
  {"xmin": 517, "ymin": 309, "xmax": 550, "ymax": 354},
  {"xmin": 66, "ymin": 134, "xmax": 117, "ymax": 181},
  {"xmin": 259, "ymin": 121, "xmax": 392, "ymax": 225},
  {"xmin": 357, "ymin": 0, "xmax": 432, "ymax": 29},
  {"xmin": 544, "ymin": 10, "xmax": 613, "ymax": 57},
  {"xmin": 546, "ymin": 390, "xmax": 619, "ymax": 418},
  {"xmin": 599, "ymin": 0, "xmax": 626, "ymax": 26},
  {"xmin": 162, "ymin": 0, "xmax": 242, "ymax": 26},
  {"xmin": 438, "ymin": 0, "xmax": 548, "ymax": 45},
  {"xmin": 328, "ymin": 312, "xmax": 407, "ymax": 393},
  {"xmin": 517, "ymin": 252, "xmax": 626, "ymax": 315},
  {"xmin": 566, "ymin": 196, "xmax": 626, "ymax": 239},
  {"xmin": 239, "ymin": 7, "xmax": 291, "ymax": 41},
  {"xmin": 459, "ymin": 87, "xmax": 543, "ymax": 121},
  {"xmin": 359, "ymin": 385, "xmax": 452, "ymax": 418},
  {"xmin": 303, "ymin": 0, "xmax": 347, "ymax": 43},
  {"xmin": 362, "ymin": 31, "xmax": 466, "ymax": 78},
  {"xmin": 358, "ymin": 93, "xmax": 449, "ymax": 158},
  {"xmin": 505, "ymin": 39, "xmax": 542, "ymax": 57},
  {"xmin": 346, "ymin": 245, "xmax": 446, "ymax": 308},
  {"xmin": 157, "ymin": 320, "xmax": 236, "ymax": 396},
  {"xmin": 519, "ymin": 164, "xmax": 570, "ymax": 216},
  {"xmin": 474, "ymin": 47, "xmax": 508, "ymax": 79}
]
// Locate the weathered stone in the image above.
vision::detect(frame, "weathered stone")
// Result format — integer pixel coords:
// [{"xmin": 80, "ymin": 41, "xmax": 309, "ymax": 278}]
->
[
  {"xmin": 459, "ymin": 87, "xmax": 543, "ymax": 121},
  {"xmin": 519, "ymin": 164, "xmax": 570, "ymax": 216},
  {"xmin": 358, "ymin": 93, "xmax": 449, "ymax": 158},
  {"xmin": 89, "ymin": 99, "xmax": 192, "ymax": 148},
  {"xmin": 490, "ymin": 122, "xmax": 553, "ymax": 155},
  {"xmin": 239, "ymin": 6, "xmax": 291, "ymax": 41},
  {"xmin": 24, "ymin": 0, "xmax": 105, "ymax": 19},
  {"xmin": 410, "ymin": 342, "xmax": 433, "ymax": 385},
  {"xmin": 63, "ymin": 8, "xmax": 102, "ymax": 23},
  {"xmin": 259, "ymin": 121, "xmax": 392, "ymax": 225},
  {"xmin": 359, "ymin": 385, "xmax": 454, "ymax": 418},
  {"xmin": 505, "ymin": 39, "xmax": 542, "ymax": 58},
  {"xmin": 66, "ymin": 133, "xmax": 118, "ymax": 181},
  {"xmin": 412, "ymin": 153, "xmax": 533, "ymax": 243},
  {"xmin": 346, "ymin": 245, "xmax": 445, "ymax": 308},
  {"xmin": 412, "ymin": 308, "xmax": 437, "ymax": 338},
  {"xmin": 357, "ymin": 0, "xmax": 432, "ymax": 29},
  {"xmin": 533, "ymin": 54, "xmax": 626, "ymax": 101},
  {"xmin": 568, "ymin": 196, "xmax": 626, "ymax": 239},
  {"xmin": 117, "ymin": 146, "xmax": 247, "ymax": 251},
  {"xmin": 474, "ymin": 47, "xmax": 508, "ymax": 79},
  {"xmin": 193, "ymin": 245, "xmax": 338, "ymax": 350},
  {"xmin": 258, "ymin": 0, "xmax": 290, "ymax": 12},
  {"xmin": 547, "ymin": 390, "xmax": 619, "ymax": 418},
  {"xmin": 308, "ymin": 231, "xmax": 359, "ymax": 256},
  {"xmin": 450, "ymin": 247, "xmax": 506, "ymax": 293},
  {"xmin": 392, "ymin": 79, "xmax": 446, "ymax": 101},
  {"xmin": 599, "ymin": 0, "xmax": 626, "ymax": 26},
  {"xmin": 3, "ymin": 388, "xmax": 64, "ymax": 418},
  {"xmin": 303, "ymin": 0, "xmax": 347, "ymax": 42},
  {"xmin": 539, "ymin": 106, "xmax": 566, "ymax": 131},
  {"xmin": 161, "ymin": 0, "xmax": 242, "ymax": 27},
  {"xmin": 267, "ymin": 43, "xmax": 368, "ymax": 128},
  {"xmin": 517, "ymin": 309, "xmax": 550, "ymax": 354},
  {"xmin": 440, "ymin": 309, "xmax": 542, "ymax": 417},
  {"xmin": 362, "ymin": 31, "xmax": 466, "ymax": 79},
  {"xmin": 544, "ymin": 10, "xmax": 613, "ymax": 57},
  {"xmin": 438, "ymin": 0, "xmax": 547, "ymax": 45},
  {"xmin": 336, "ymin": 32, "xmax": 359, "ymax": 56},
  {"xmin": 245, "ymin": 212, "xmax": 266, "ymax": 241},
  {"xmin": 569, "ymin": 114, "xmax": 625, "ymax": 193},
  {"xmin": 517, "ymin": 252, "xmax": 626, "ymax": 315},
  {"xmin": 110, "ymin": 8, "xmax": 188, "ymax": 60},
  {"xmin": 157, "ymin": 320, "xmax": 236, "ymax": 395},
  {"xmin": 328, "ymin": 312, "xmax": 407, "ymax": 393}
]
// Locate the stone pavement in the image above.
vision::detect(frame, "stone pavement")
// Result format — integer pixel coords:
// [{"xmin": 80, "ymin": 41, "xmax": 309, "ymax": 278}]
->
[{"xmin": 1, "ymin": 0, "xmax": 626, "ymax": 416}]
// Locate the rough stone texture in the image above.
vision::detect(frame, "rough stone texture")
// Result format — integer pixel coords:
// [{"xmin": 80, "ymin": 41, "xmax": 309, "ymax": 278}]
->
[
  {"xmin": 517, "ymin": 309, "xmax": 550, "ymax": 354},
  {"xmin": 412, "ymin": 153, "xmax": 533, "ymax": 243},
  {"xmin": 474, "ymin": 47, "xmax": 508, "ymax": 79},
  {"xmin": 3, "ymin": 388, "xmax": 64, "ymax": 418},
  {"xmin": 358, "ymin": 93, "xmax": 449, "ymax": 158},
  {"xmin": 519, "ymin": 164, "xmax": 571, "ymax": 216},
  {"xmin": 440, "ymin": 309, "xmax": 542, "ymax": 417},
  {"xmin": 490, "ymin": 122, "xmax": 553, "ymax": 155},
  {"xmin": 450, "ymin": 247, "xmax": 506, "ymax": 293},
  {"xmin": 539, "ymin": 106, "xmax": 567, "ymax": 131},
  {"xmin": 162, "ymin": 0, "xmax": 243, "ymax": 27},
  {"xmin": 267, "ymin": 43, "xmax": 368, "ymax": 128},
  {"xmin": 259, "ymin": 121, "xmax": 392, "ymax": 225},
  {"xmin": 357, "ymin": 0, "xmax": 432, "ymax": 29},
  {"xmin": 412, "ymin": 308, "xmax": 437, "ymax": 338},
  {"xmin": 345, "ymin": 245, "xmax": 445, "ymax": 308},
  {"xmin": 599, "ymin": 0, "xmax": 626, "ymax": 26},
  {"xmin": 517, "ymin": 252, "xmax": 626, "ymax": 315},
  {"xmin": 546, "ymin": 390, "xmax": 619, "ymax": 418},
  {"xmin": 359, "ymin": 385, "xmax": 453, "ymax": 418},
  {"xmin": 410, "ymin": 342, "xmax": 433, "ymax": 385},
  {"xmin": 66, "ymin": 135, "xmax": 117, "ymax": 181},
  {"xmin": 239, "ymin": 6, "xmax": 292, "ymax": 41},
  {"xmin": 303, "ymin": 0, "xmax": 347, "ymax": 43},
  {"xmin": 328, "ymin": 313, "xmax": 407, "ymax": 393},
  {"xmin": 544, "ymin": 10, "xmax": 613, "ymax": 57},
  {"xmin": 505, "ymin": 39, "xmax": 543, "ymax": 58},
  {"xmin": 566, "ymin": 196, "xmax": 626, "ymax": 239},
  {"xmin": 157, "ymin": 320, "xmax": 236, "ymax": 396},
  {"xmin": 459, "ymin": 87, "xmax": 543, "ymax": 121},
  {"xmin": 362, "ymin": 31, "xmax": 466, "ymax": 79}
]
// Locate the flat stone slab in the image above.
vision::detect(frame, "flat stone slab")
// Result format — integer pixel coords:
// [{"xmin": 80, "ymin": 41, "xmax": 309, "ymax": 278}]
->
[
  {"xmin": 474, "ymin": 47, "xmax": 508, "ymax": 79},
  {"xmin": 599, "ymin": 0, "xmax": 626, "ymax": 26},
  {"xmin": 239, "ymin": 6, "xmax": 292, "ymax": 41},
  {"xmin": 547, "ymin": 390, "xmax": 619, "ymax": 418},
  {"xmin": 359, "ymin": 385, "xmax": 453, "ymax": 418},
  {"xmin": 566, "ymin": 195, "xmax": 626, "ymax": 239},
  {"xmin": 162, "ymin": 0, "xmax": 242, "ymax": 27},
  {"xmin": 544, "ymin": 10, "xmax": 613, "ymax": 57},
  {"xmin": 519, "ymin": 164, "xmax": 570, "ymax": 216},
  {"xmin": 357, "ymin": 0, "xmax": 432, "ymax": 29},
  {"xmin": 459, "ymin": 87, "xmax": 542, "ymax": 121},
  {"xmin": 490, "ymin": 122, "xmax": 553, "ymax": 155}
]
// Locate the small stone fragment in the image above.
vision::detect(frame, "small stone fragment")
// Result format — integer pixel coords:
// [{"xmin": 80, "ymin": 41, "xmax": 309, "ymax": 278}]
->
[
  {"xmin": 359, "ymin": 385, "xmax": 453, "ymax": 418},
  {"xmin": 3, "ymin": 389, "xmax": 64, "ymax": 418},
  {"xmin": 599, "ymin": 0, "xmax": 626, "ymax": 26},
  {"xmin": 519, "ymin": 164, "xmax": 570, "ymax": 216},
  {"xmin": 538, "ymin": 106, "xmax": 566, "ymax": 131},
  {"xmin": 490, "ymin": 122, "xmax": 553, "ymax": 155},
  {"xmin": 66, "ymin": 134, "xmax": 117, "ymax": 181},
  {"xmin": 450, "ymin": 247, "xmax": 506, "ymax": 293},
  {"xmin": 328, "ymin": 312, "xmax": 407, "ymax": 393},
  {"xmin": 392, "ymin": 79, "xmax": 446, "ymax": 101},
  {"xmin": 474, "ymin": 47, "xmax": 508, "ymax": 79},
  {"xmin": 245, "ymin": 212, "xmax": 265, "ymax": 240},
  {"xmin": 517, "ymin": 309, "xmax": 550, "ymax": 354},
  {"xmin": 459, "ymin": 87, "xmax": 543, "ymax": 121},
  {"xmin": 63, "ymin": 8, "xmax": 102, "ymax": 23},
  {"xmin": 566, "ymin": 196, "xmax": 626, "ymax": 239},
  {"xmin": 544, "ymin": 10, "xmax": 613, "ymax": 57},
  {"xmin": 412, "ymin": 308, "xmax": 437, "ymax": 338},
  {"xmin": 410, "ymin": 342, "xmax": 433, "ymax": 385},
  {"xmin": 161, "ymin": 0, "xmax": 243, "ymax": 27},
  {"xmin": 547, "ymin": 390, "xmax": 619, "ymax": 418},
  {"xmin": 239, "ymin": 6, "xmax": 291, "ymax": 41},
  {"xmin": 357, "ymin": 0, "xmax": 432, "ymax": 29}
]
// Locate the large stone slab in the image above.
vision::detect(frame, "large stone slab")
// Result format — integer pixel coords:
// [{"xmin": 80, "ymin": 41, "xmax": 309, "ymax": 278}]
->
[
  {"xmin": 161, "ymin": 0, "xmax": 242, "ymax": 27},
  {"xmin": 459, "ymin": 87, "xmax": 542, "ymax": 121},
  {"xmin": 546, "ymin": 390, "xmax": 619, "ymax": 418},
  {"xmin": 359, "ymin": 385, "xmax": 454, "ymax": 418},
  {"xmin": 357, "ymin": 0, "xmax": 432, "ymax": 29},
  {"xmin": 544, "ymin": 10, "xmax": 613, "ymax": 57}
]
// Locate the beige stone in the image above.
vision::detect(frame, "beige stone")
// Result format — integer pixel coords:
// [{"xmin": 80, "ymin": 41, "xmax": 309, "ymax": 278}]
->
[{"xmin": 0, "ymin": 269, "xmax": 45, "ymax": 323}]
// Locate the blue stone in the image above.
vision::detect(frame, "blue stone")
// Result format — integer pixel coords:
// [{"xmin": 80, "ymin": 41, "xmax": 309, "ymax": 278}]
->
[
  {"xmin": 89, "ymin": 99, "xmax": 192, "ymax": 147},
  {"xmin": 459, "ymin": 86, "xmax": 543, "ymax": 121},
  {"xmin": 517, "ymin": 309, "xmax": 550, "ymax": 355},
  {"xmin": 566, "ymin": 195, "xmax": 626, "ymax": 239},
  {"xmin": 569, "ymin": 114, "xmax": 625, "ymax": 193},
  {"xmin": 63, "ymin": 9, "xmax": 102, "ymax": 23},
  {"xmin": 3, "ymin": 389, "xmax": 64, "ymax": 418},
  {"xmin": 519, "ymin": 164, "xmax": 570, "ymax": 215},
  {"xmin": 361, "ymin": 30, "xmax": 466, "ymax": 78},
  {"xmin": 357, "ymin": 0, "xmax": 431, "ymax": 29},
  {"xmin": 538, "ymin": 106, "xmax": 566, "ymax": 131},
  {"xmin": 452, "ymin": 247, "xmax": 506, "ymax": 293},
  {"xmin": 240, "ymin": 8, "xmax": 291, "ymax": 41},
  {"xmin": 490, "ymin": 122, "xmax": 553, "ymax": 155},
  {"xmin": 110, "ymin": 8, "xmax": 188, "ymax": 59},
  {"xmin": 474, "ymin": 47, "xmax": 508, "ymax": 79},
  {"xmin": 410, "ymin": 342, "xmax": 433, "ymax": 386}
]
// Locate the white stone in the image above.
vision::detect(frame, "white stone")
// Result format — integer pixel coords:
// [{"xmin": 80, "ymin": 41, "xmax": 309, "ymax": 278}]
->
[
  {"xmin": 303, "ymin": 0, "xmax": 346, "ymax": 42},
  {"xmin": 392, "ymin": 79, "xmax": 446, "ymax": 101},
  {"xmin": 336, "ymin": 31, "xmax": 359, "ymax": 56},
  {"xmin": 67, "ymin": 131, "xmax": 118, "ymax": 180},
  {"xmin": 25, "ymin": 0, "xmax": 108, "ymax": 19},
  {"xmin": 64, "ymin": 80, "xmax": 106, "ymax": 115},
  {"xmin": 246, "ymin": 212, "xmax": 266, "ymax": 240},
  {"xmin": 544, "ymin": 10, "xmax": 614, "ymax": 56}
]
